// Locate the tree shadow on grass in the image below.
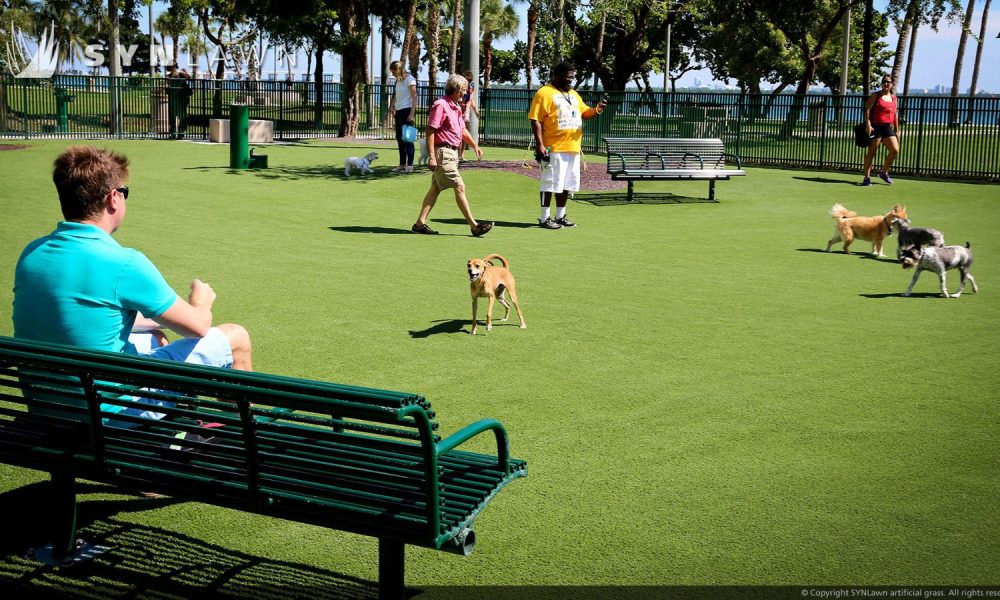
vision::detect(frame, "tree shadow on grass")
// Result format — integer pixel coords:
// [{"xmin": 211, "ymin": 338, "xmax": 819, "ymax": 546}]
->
[
  {"xmin": 571, "ymin": 192, "xmax": 715, "ymax": 206},
  {"xmin": 0, "ymin": 482, "xmax": 381, "ymax": 599},
  {"xmin": 409, "ymin": 319, "xmax": 468, "ymax": 338},
  {"xmin": 795, "ymin": 248, "xmax": 900, "ymax": 264},
  {"xmin": 431, "ymin": 218, "xmax": 537, "ymax": 229},
  {"xmin": 792, "ymin": 176, "xmax": 859, "ymax": 185},
  {"xmin": 860, "ymin": 292, "xmax": 942, "ymax": 299}
]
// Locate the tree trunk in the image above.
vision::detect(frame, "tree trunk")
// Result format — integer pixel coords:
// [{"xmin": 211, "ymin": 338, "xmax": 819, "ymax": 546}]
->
[
  {"xmin": 949, "ymin": 0, "xmax": 975, "ymax": 126},
  {"xmin": 525, "ymin": 2, "xmax": 538, "ymax": 88},
  {"xmin": 109, "ymin": 0, "xmax": 121, "ymax": 135},
  {"xmin": 339, "ymin": 1, "xmax": 370, "ymax": 137},
  {"xmin": 450, "ymin": 0, "xmax": 462, "ymax": 74},
  {"xmin": 902, "ymin": 7, "xmax": 919, "ymax": 97},
  {"xmin": 314, "ymin": 42, "xmax": 325, "ymax": 130},
  {"xmin": 890, "ymin": 0, "xmax": 917, "ymax": 85},
  {"xmin": 401, "ymin": 0, "xmax": 418, "ymax": 72},
  {"xmin": 426, "ymin": 0, "xmax": 441, "ymax": 96},
  {"xmin": 408, "ymin": 34, "xmax": 420, "ymax": 77},
  {"xmin": 965, "ymin": 0, "xmax": 991, "ymax": 124},
  {"xmin": 483, "ymin": 34, "xmax": 493, "ymax": 89}
]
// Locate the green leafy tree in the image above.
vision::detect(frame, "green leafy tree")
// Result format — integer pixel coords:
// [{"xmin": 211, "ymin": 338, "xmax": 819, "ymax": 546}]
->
[{"xmin": 479, "ymin": 0, "xmax": 518, "ymax": 89}]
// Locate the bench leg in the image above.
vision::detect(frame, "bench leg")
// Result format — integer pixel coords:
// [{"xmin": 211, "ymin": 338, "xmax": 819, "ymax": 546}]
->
[
  {"xmin": 708, "ymin": 179, "xmax": 716, "ymax": 202},
  {"xmin": 378, "ymin": 538, "xmax": 405, "ymax": 600},
  {"xmin": 627, "ymin": 181, "xmax": 634, "ymax": 202},
  {"xmin": 49, "ymin": 471, "xmax": 79, "ymax": 559}
]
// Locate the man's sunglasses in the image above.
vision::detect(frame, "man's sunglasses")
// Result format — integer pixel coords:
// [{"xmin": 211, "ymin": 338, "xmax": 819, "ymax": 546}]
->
[{"xmin": 113, "ymin": 186, "xmax": 129, "ymax": 199}]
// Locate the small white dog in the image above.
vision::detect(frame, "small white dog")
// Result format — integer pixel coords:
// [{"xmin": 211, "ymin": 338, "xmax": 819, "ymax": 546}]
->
[
  {"xmin": 417, "ymin": 138, "xmax": 429, "ymax": 165},
  {"xmin": 344, "ymin": 152, "xmax": 378, "ymax": 176}
]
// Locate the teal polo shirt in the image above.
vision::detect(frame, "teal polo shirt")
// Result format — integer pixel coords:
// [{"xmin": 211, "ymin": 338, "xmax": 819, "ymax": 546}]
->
[{"xmin": 13, "ymin": 222, "xmax": 177, "ymax": 354}]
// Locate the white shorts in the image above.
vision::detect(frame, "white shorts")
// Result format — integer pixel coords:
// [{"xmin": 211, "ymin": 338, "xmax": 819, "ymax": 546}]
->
[
  {"xmin": 539, "ymin": 152, "xmax": 581, "ymax": 194},
  {"xmin": 107, "ymin": 328, "xmax": 234, "ymax": 426}
]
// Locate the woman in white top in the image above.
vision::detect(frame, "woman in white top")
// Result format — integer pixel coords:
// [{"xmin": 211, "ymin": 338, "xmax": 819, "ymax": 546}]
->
[{"xmin": 390, "ymin": 61, "xmax": 418, "ymax": 173}]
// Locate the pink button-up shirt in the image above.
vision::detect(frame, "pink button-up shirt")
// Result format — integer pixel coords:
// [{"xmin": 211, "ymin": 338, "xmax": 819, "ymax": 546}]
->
[{"xmin": 427, "ymin": 96, "xmax": 465, "ymax": 148}]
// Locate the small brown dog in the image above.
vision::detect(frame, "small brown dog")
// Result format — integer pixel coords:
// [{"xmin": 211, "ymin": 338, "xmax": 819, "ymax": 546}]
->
[
  {"xmin": 467, "ymin": 254, "xmax": 526, "ymax": 335},
  {"xmin": 825, "ymin": 203, "xmax": 908, "ymax": 257}
]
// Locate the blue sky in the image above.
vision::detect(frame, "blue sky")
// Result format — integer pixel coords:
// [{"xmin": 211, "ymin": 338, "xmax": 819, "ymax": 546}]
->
[{"xmin": 135, "ymin": 1, "xmax": 997, "ymax": 93}]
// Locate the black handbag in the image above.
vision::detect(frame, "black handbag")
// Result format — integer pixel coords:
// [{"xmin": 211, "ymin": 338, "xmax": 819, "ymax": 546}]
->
[{"xmin": 853, "ymin": 122, "xmax": 873, "ymax": 148}]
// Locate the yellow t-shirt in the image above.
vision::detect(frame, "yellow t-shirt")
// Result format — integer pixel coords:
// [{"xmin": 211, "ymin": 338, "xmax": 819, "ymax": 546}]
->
[{"xmin": 527, "ymin": 84, "xmax": 590, "ymax": 154}]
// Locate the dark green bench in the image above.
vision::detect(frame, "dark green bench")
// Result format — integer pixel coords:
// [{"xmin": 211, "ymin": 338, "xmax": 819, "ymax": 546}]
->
[
  {"xmin": 604, "ymin": 137, "xmax": 746, "ymax": 201},
  {"xmin": 0, "ymin": 335, "xmax": 526, "ymax": 599}
]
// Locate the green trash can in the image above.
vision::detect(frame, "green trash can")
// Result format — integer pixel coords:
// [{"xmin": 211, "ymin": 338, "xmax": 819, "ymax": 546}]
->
[
  {"xmin": 54, "ymin": 87, "xmax": 75, "ymax": 133},
  {"xmin": 230, "ymin": 104, "xmax": 250, "ymax": 169}
]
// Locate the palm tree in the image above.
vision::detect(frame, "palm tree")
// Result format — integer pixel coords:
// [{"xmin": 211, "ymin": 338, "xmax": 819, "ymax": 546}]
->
[
  {"xmin": 39, "ymin": 0, "xmax": 96, "ymax": 73},
  {"xmin": 182, "ymin": 18, "xmax": 209, "ymax": 78},
  {"xmin": 156, "ymin": 8, "xmax": 193, "ymax": 71},
  {"xmin": 890, "ymin": 0, "xmax": 918, "ymax": 84},
  {"xmin": 400, "ymin": 0, "xmax": 417, "ymax": 72},
  {"xmin": 965, "ymin": 0, "xmax": 991, "ymax": 123},
  {"xmin": 448, "ymin": 0, "xmax": 462, "ymax": 73},
  {"xmin": 948, "ymin": 0, "xmax": 975, "ymax": 125},
  {"xmin": 507, "ymin": 0, "xmax": 536, "ymax": 87},
  {"xmin": 425, "ymin": 1, "xmax": 442, "ymax": 92},
  {"xmin": 479, "ymin": 0, "xmax": 518, "ymax": 88}
]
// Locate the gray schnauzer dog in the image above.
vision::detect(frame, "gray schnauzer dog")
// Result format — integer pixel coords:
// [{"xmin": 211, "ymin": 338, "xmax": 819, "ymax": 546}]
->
[
  {"xmin": 900, "ymin": 242, "xmax": 978, "ymax": 298},
  {"xmin": 891, "ymin": 217, "xmax": 946, "ymax": 259}
]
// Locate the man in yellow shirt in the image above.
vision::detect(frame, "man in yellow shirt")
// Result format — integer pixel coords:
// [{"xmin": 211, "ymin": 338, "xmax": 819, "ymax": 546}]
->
[{"xmin": 528, "ymin": 61, "xmax": 607, "ymax": 229}]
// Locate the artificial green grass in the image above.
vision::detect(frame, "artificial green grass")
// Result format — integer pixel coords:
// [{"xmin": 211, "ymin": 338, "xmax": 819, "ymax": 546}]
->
[{"xmin": 0, "ymin": 139, "xmax": 997, "ymax": 594}]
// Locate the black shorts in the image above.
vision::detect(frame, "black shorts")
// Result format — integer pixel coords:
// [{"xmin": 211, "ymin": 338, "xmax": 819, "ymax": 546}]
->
[{"xmin": 872, "ymin": 123, "xmax": 896, "ymax": 139}]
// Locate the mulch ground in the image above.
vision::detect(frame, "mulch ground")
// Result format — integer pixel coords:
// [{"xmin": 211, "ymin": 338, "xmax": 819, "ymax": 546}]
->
[{"xmin": 0, "ymin": 144, "xmax": 29, "ymax": 151}]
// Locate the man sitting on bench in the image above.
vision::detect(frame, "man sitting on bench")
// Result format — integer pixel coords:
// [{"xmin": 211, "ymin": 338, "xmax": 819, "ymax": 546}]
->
[{"xmin": 12, "ymin": 146, "xmax": 253, "ymax": 422}]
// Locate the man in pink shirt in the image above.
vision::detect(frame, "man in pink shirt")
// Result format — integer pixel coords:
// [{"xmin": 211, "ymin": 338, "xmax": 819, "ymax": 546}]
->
[{"xmin": 413, "ymin": 73, "xmax": 492, "ymax": 237}]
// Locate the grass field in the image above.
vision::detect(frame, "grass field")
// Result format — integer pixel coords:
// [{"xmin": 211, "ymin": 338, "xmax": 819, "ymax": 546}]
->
[{"xmin": 0, "ymin": 139, "xmax": 998, "ymax": 596}]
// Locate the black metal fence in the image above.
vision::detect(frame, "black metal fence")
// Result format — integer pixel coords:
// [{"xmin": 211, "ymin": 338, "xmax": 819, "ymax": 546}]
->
[{"xmin": 2, "ymin": 75, "xmax": 998, "ymax": 181}]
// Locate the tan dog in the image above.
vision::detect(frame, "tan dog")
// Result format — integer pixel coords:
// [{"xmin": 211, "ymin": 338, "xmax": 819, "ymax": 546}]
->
[
  {"xmin": 467, "ymin": 254, "xmax": 526, "ymax": 335},
  {"xmin": 825, "ymin": 203, "xmax": 907, "ymax": 257}
]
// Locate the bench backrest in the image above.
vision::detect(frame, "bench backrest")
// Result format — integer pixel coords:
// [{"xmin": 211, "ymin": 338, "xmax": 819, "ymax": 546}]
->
[
  {"xmin": 0, "ymin": 335, "xmax": 521, "ymax": 551},
  {"xmin": 604, "ymin": 137, "xmax": 727, "ymax": 172}
]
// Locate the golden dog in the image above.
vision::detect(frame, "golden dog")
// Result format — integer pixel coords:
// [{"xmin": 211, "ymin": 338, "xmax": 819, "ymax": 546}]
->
[
  {"xmin": 825, "ymin": 203, "xmax": 907, "ymax": 257},
  {"xmin": 467, "ymin": 254, "xmax": 526, "ymax": 335}
]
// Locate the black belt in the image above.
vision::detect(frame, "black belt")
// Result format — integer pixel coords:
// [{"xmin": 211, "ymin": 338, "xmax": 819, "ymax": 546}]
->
[{"xmin": 437, "ymin": 143, "xmax": 459, "ymax": 150}]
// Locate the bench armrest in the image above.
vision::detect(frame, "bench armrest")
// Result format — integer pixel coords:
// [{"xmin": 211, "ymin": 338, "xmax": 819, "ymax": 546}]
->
[
  {"xmin": 724, "ymin": 153, "xmax": 742, "ymax": 169},
  {"xmin": 645, "ymin": 153, "xmax": 666, "ymax": 169},
  {"xmin": 607, "ymin": 152, "xmax": 627, "ymax": 173},
  {"xmin": 437, "ymin": 418, "xmax": 511, "ymax": 475},
  {"xmin": 683, "ymin": 152, "xmax": 704, "ymax": 169}
]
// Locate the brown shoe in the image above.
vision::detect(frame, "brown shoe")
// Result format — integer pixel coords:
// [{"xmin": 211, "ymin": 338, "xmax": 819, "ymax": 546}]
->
[{"xmin": 471, "ymin": 221, "xmax": 493, "ymax": 237}]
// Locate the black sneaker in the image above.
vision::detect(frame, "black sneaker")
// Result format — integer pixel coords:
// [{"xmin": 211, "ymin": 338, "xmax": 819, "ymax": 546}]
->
[
  {"xmin": 554, "ymin": 216, "xmax": 576, "ymax": 228},
  {"xmin": 539, "ymin": 217, "xmax": 562, "ymax": 230},
  {"xmin": 471, "ymin": 221, "xmax": 494, "ymax": 237},
  {"xmin": 412, "ymin": 223, "xmax": 438, "ymax": 235}
]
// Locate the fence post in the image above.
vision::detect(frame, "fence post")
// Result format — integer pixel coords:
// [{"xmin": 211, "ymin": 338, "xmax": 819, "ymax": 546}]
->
[
  {"xmin": 819, "ymin": 97, "xmax": 827, "ymax": 169},
  {"xmin": 915, "ymin": 96, "xmax": 925, "ymax": 176},
  {"xmin": 22, "ymin": 79, "xmax": 29, "ymax": 139},
  {"xmin": 735, "ymin": 90, "xmax": 744, "ymax": 161}
]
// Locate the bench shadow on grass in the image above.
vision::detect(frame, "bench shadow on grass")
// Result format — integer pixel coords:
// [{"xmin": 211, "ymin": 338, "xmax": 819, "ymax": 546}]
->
[
  {"xmin": 572, "ymin": 192, "xmax": 715, "ymax": 206},
  {"xmin": 182, "ymin": 165, "xmax": 396, "ymax": 183},
  {"xmin": 0, "ymin": 481, "xmax": 381, "ymax": 599}
]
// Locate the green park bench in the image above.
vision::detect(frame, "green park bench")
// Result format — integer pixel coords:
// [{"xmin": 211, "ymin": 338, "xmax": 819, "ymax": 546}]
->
[
  {"xmin": 0, "ymin": 335, "xmax": 526, "ymax": 599},
  {"xmin": 604, "ymin": 137, "xmax": 746, "ymax": 202}
]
